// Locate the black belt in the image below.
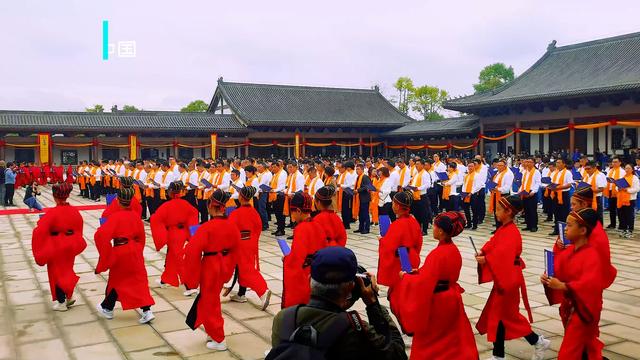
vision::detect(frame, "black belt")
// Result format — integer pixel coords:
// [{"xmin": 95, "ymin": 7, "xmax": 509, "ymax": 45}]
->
[
  {"xmin": 434, "ymin": 280, "xmax": 450, "ymax": 293},
  {"xmin": 514, "ymin": 256, "xmax": 521, "ymax": 266},
  {"xmin": 113, "ymin": 237, "xmax": 128, "ymax": 246},
  {"xmin": 240, "ymin": 230, "xmax": 251, "ymax": 240},
  {"xmin": 203, "ymin": 249, "xmax": 230, "ymax": 257}
]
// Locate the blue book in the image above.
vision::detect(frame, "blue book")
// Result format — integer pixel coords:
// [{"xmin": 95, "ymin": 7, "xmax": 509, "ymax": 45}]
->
[
  {"xmin": 575, "ymin": 181, "xmax": 591, "ymax": 190},
  {"xmin": 231, "ymin": 182, "xmax": 243, "ymax": 192},
  {"xmin": 541, "ymin": 177, "xmax": 551, "ymax": 184},
  {"xmin": 39, "ymin": 214, "xmax": 45, "ymax": 219},
  {"xmin": 614, "ymin": 178, "xmax": 630, "ymax": 189},
  {"xmin": 200, "ymin": 179, "xmax": 214, "ymax": 189},
  {"xmin": 225, "ymin": 206, "xmax": 236, "ymax": 216},
  {"xmin": 435, "ymin": 172, "xmax": 449, "ymax": 181},
  {"xmin": 188, "ymin": 182, "xmax": 199, "ymax": 189},
  {"xmin": 517, "ymin": 190, "xmax": 530, "ymax": 197},
  {"xmin": 106, "ymin": 193, "xmax": 117, "ymax": 205},
  {"xmin": 99, "ymin": 217, "xmax": 107, "ymax": 226},
  {"xmin": 460, "ymin": 191, "xmax": 470, "ymax": 198},
  {"xmin": 635, "ymin": 170, "xmax": 640, "ymax": 177},
  {"xmin": 557, "ymin": 221, "xmax": 569, "ymax": 245},
  {"xmin": 343, "ymin": 187, "xmax": 354, "ymax": 196},
  {"xmin": 571, "ymin": 168, "xmax": 582, "ymax": 181},
  {"xmin": 363, "ymin": 183, "xmax": 377, "ymax": 192},
  {"xmin": 485, "ymin": 181, "xmax": 497, "ymax": 191},
  {"xmin": 544, "ymin": 249, "xmax": 555, "ymax": 277},
  {"xmin": 488, "ymin": 168, "xmax": 498, "ymax": 178},
  {"xmin": 379, "ymin": 215, "xmax": 391, "ymax": 236},
  {"xmin": 277, "ymin": 236, "xmax": 291, "ymax": 256},
  {"xmin": 189, "ymin": 224, "xmax": 200, "ymax": 237},
  {"xmin": 134, "ymin": 179, "xmax": 146, "ymax": 188},
  {"xmin": 397, "ymin": 246, "xmax": 412, "ymax": 273},
  {"xmin": 259, "ymin": 184, "xmax": 272, "ymax": 192},
  {"xmin": 510, "ymin": 167, "xmax": 520, "ymax": 176}
]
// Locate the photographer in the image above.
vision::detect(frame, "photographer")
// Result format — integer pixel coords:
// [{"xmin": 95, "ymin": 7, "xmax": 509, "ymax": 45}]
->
[{"xmin": 268, "ymin": 246, "xmax": 407, "ymax": 360}]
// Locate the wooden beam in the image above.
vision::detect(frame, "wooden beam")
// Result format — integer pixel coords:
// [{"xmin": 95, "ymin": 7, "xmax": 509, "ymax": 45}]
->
[{"xmin": 569, "ymin": 117, "xmax": 575, "ymax": 152}]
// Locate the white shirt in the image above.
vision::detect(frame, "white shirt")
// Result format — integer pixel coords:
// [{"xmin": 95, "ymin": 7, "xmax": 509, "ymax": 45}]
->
[
  {"xmin": 584, "ymin": 171, "xmax": 607, "ymax": 197},
  {"xmin": 476, "ymin": 165, "xmax": 488, "ymax": 188},
  {"xmin": 552, "ymin": 168, "xmax": 574, "ymax": 193},
  {"xmin": 518, "ymin": 168, "xmax": 542, "ymax": 194},
  {"xmin": 133, "ymin": 169, "xmax": 147, "ymax": 183},
  {"xmin": 493, "ymin": 169, "xmax": 514, "ymax": 194},
  {"xmin": 444, "ymin": 170, "xmax": 463, "ymax": 195},
  {"xmin": 456, "ymin": 163, "xmax": 467, "ymax": 175},
  {"xmin": 462, "ymin": 170, "xmax": 484, "ymax": 194},
  {"xmin": 410, "ymin": 169, "xmax": 431, "ymax": 195},
  {"xmin": 187, "ymin": 170, "xmax": 199, "ymax": 190},
  {"xmin": 156, "ymin": 169, "xmax": 177, "ymax": 189},
  {"xmin": 341, "ymin": 170, "xmax": 358, "ymax": 190},
  {"xmin": 307, "ymin": 176, "xmax": 324, "ymax": 196},
  {"xmin": 397, "ymin": 166, "xmax": 411, "ymax": 188},
  {"xmin": 378, "ymin": 178, "xmax": 393, "ymax": 206},
  {"xmin": 626, "ymin": 175, "xmax": 640, "ymax": 200},
  {"xmin": 388, "ymin": 170, "xmax": 400, "ymax": 191},
  {"xmin": 271, "ymin": 170, "xmax": 287, "ymax": 193},
  {"xmin": 217, "ymin": 171, "xmax": 231, "ymax": 191},
  {"xmin": 230, "ymin": 178, "xmax": 243, "ymax": 200},
  {"xmin": 257, "ymin": 170, "xmax": 273, "ymax": 193},
  {"xmin": 170, "ymin": 164, "xmax": 180, "ymax": 178},
  {"xmin": 286, "ymin": 171, "xmax": 305, "ymax": 195},
  {"xmin": 432, "ymin": 161, "xmax": 447, "ymax": 174}
]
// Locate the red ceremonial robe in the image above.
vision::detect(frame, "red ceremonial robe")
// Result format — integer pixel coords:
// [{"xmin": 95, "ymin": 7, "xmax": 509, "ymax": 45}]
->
[
  {"xmin": 476, "ymin": 222, "xmax": 533, "ymax": 341},
  {"xmin": 94, "ymin": 208, "xmax": 155, "ymax": 310},
  {"xmin": 282, "ymin": 218, "xmax": 327, "ymax": 308},
  {"xmin": 53, "ymin": 165, "xmax": 64, "ymax": 183},
  {"xmin": 43, "ymin": 164, "xmax": 52, "ymax": 183},
  {"xmin": 228, "ymin": 204, "xmax": 268, "ymax": 296},
  {"xmin": 312, "ymin": 210, "xmax": 348, "ymax": 247},
  {"xmin": 16, "ymin": 166, "xmax": 27, "ymax": 187},
  {"xmin": 389, "ymin": 241, "xmax": 478, "ymax": 360},
  {"xmin": 32, "ymin": 204, "xmax": 86, "ymax": 301},
  {"xmin": 31, "ymin": 166, "xmax": 43, "ymax": 185},
  {"xmin": 65, "ymin": 165, "xmax": 75, "ymax": 184},
  {"xmin": 150, "ymin": 198, "xmax": 199, "ymax": 287},
  {"xmin": 554, "ymin": 221, "xmax": 616, "ymax": 289},
  {"xmin": 377, "ymin": 214, "xmax": 422, "ymax": 287},
  {"xmin": 101, "ymin": 198, "xmax": 143, "ymax": 219},
  {"xmin": 184, "ymin": 215, "xmax": 240, "ymax": 342}
]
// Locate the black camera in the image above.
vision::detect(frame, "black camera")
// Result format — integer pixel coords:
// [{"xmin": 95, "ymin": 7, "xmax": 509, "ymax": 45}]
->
[{"xmin": 348, "ymin": 265, "xmax": 376, "ymax": 306}]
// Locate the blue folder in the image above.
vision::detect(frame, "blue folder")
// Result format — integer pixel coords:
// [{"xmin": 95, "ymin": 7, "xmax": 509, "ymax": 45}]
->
[
  {"xmin": 571, "ymin": 168, "xmax": 583, "ymax": 181},
  {"xmin": 363, "ymin": 183, "xmax": 377, "ymax": 192},
  {"xmin": 460, "ymin": 191, "xmax": 470, "ymax": 198},
  {"xmin": 517, "ymin": 190, "xmax": 530, "ymax": 197},
  {"xmin": 488, "ymin": 168, "xmax": 498, "ymax": 179},
  {"xmin": 189, "ymin": 224, "xmax": 200, "ymax": 237},
  {"xmin": 343, "ymin": 187, "xmax": 354, "ymax": 196},
  {"xmin": 99, "ymin": 217, "xmax": 107, "ymax": 226},
  {"xmin": 544, "ymin": 249, "xmax": 555, "ymax": 277},
  {"xmin": 614, "ymin": 178, "xmax": 630, "ymax": 189},
  {"xmin": 397, "ymin": 247, "xmax": 412, "ymax": 273},
  {"xmin": 259, "ymin": 184, "xmax": 272, "ymax": 192},
  {"xmin": 435, "ymin": 172, "xmax": 449, "ymax": 181},
  {"xmin": 277, "ymin": 237, "xmax": 291, "ymax": 256},
  {"xmin": 106, "ymin": 193, "xmax": 117, "ymax": 205},
  {"xmin": 39, "ymin": 214, "xmax": 45, "ymax": 219},
  {"xmin": 404, "ymin": 185, "xmax": 417, "ymax": 191},
  {"xmin": 485, "ymin": 181, "xmax": 497, "ymax": 191},
  {"xmin": 200, "ymin": 179, "xmax": 214, "ymax": 189},
  {"xmin": 557, "ymin": 222, "xmax": 569, "ymax": 245},
  {"xmin": 225, "ymin": 206, "xmax": 236, "ymax": 216},
  {"xmin": 231, "ymin": 183, "xmax": 243, "ymax": 192},
  {"xmin": 541, "ymin": 177, "xmax": 551, "ymax": 184},
  {"xmin": 134, "ymin": 179, "xmax": 146, "ymax": 187},
  {"xmin": 635, "ymin": 170, "xmax": 640, "ymax": 177},
  {"xmin": 379, "ymin": 215, "xmax": 391, "ymax": 236},
  {"xmin": 575, "ymin": 181, "xmax": 591, "ymax": 190}
]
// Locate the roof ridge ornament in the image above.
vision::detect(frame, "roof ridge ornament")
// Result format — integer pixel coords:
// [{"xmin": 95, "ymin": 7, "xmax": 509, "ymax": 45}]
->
[
  {"xmin": 217, "ymin": 76, "xmax": 224, "ymax": 83},
  {"xmin": 547, "ymin": 40, "xmax": 557, "ymax": 51}
]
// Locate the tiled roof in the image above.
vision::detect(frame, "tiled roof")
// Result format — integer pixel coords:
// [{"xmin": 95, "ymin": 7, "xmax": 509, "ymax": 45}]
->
[
  {"xmin": 445, "ymin": 32, "xmax": 640, "ymax": 112},
  {"xmin": 212, "ymin": 80, "xmax": 413, "ymax": 127},
  {"xmin": 0, "ymin": 111, "xmax": 247, "ymax": 133},
  {"xmin": 384, "ymin": 116, "xmax": 479, "ymax": 136}
]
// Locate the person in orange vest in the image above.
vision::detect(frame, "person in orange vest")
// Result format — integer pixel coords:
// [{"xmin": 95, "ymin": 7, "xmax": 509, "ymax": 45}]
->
[{"xmin": 353, "ymin": 163, "xmax": 372, "ymax": 234}]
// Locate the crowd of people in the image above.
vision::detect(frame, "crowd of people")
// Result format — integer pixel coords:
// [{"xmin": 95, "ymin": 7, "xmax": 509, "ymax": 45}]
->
[{"xmin": 9, "ymin": 151, "xmax": 627, "ymax": 359}]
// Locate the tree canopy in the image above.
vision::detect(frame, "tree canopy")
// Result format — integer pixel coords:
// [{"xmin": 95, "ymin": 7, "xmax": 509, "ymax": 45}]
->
[
  {"xmin": 473, "ymin": 63, "xmax": 515, "ymax": 93},
  {"xmin": 410, "ymin": 85, "xmax": 448, "ymax": 120},
  {"xmin": 181, "ymin": 100, "xmax": 209, "ymax": 112},
  {"xmin": 122, "ymin": 105, "xmax": 141, "ymax": 112},
  {"xmin": 85, "ymin": 104, "xmax": 104, "ymax": 112},
  {"xmin": 393, "ymin": 77, "xmax": 414, "ymax": 114}
]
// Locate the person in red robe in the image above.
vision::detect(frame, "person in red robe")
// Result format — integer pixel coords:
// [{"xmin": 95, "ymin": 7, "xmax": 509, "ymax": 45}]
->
[
  {"xmin": 31, "ymin": 183, "xmax": 86, "ymax": 312},
  {"xmin": 226, "ymin": 186, "xmax": 272, "ymax": 309},
  {"xmin": 475, "ymin": 195, "xmax": 550, "ymax": 360},
  {"xmin": 282, "ymin": 192, "xmax": 327, "ymax": 308},
  {"xmin": 65, "ymin": 165, "xmax": 75, "ymax": 184},
  {"xmin": 150, "ymin": 181, "xmax": 199, "ymax": 294},
  {"xmin": 43, "ymin": 163, "xmax": 52, "ymax": 184},
  {"xmin": 184, "ymin": 189, "xmax": 240, "ymax": 351},
  {"xmin": 555, "ymin": 186, "xmax": 617, "ymax": 288},
  {"xmin": 100, "ymin": 177, "xmax": 143, "ymax": 219},
  {"xmin": 94, "ymin": 187, "xmax": 156, "ymax": 324},
  {"xmin": 389, "ymin": 211, "xmax": 477, "ymax": 360},
  {"xmin": 53, "ymin": 164, "xmax": 64, "ymax": 183},
  {"xmin": 542, "ymin": 208, "xmax": 605, "ymax": 359},
  {"xmin": 377, "ymin": 191, "xmax": 422, "ymax": 288},
  {"xmin": 31, "ymin": 164, "xmax": 43, "ymax": 185},
  {"xmin": 312, "ymin": 185, "xmax": 348, "ymax": 247}
]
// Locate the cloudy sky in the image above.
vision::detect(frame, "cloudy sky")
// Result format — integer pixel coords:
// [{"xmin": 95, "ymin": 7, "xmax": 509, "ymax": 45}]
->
[{"xmin": 1, "ymin": 0, "xmax": 638, "ymax": 113}]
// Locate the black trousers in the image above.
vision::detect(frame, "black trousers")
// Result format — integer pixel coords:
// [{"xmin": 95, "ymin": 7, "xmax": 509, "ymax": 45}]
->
[
  {"xmin": 619, "ymin": 201, "xmax": 636, "ymax": 232},
  {"xmin": 197, "ymin": 198, "xmax": 209, "ymax": 224},
  {"xmin": 184, "ymin": 189, "xmax": 197, "ymax": 209},
  {"xmin": 341, "ymin": 193, "xmax": 353, "ymax": 229},
  {"xmin": 55, "ymin": 285, "xmax": 66, "ymax": 303},
  {"xmin": 596, "ymin": 197, "xmax": 604, "ymax": 225},
  {"xmin": 427, "ymin": 188, "xmax": 438, "ymax": 221},
  {"xmin": 553, "ymin": 192, "xmax": 571, "ymax": 234},
  {"xmin": 101, "ymin": 289, "xmax": 151, "ymax": 312},
  {"xmin": 542, "ymin": 194, "xmax": 553, "ymax": 218},
  {"xmin": 435, "ymin": 184, "xmax": 444, "ymax": 212},
  {"xmin": 257, "ymin": 193, "xmax": 269, "ymax": 230},
  {"xmin": 358, "ymin": 200, "xmax": 370, "ymax": 233},
  {"xmin": 4, "ymin": 184, "xmax": 14, "ymax": 205},
  {"xmin": 89, "ymin": 181, "xmax": 102, "ymax": 200},
  {"xmin": 522, "ymin": 195, "xmax": 538, "ymax": 230},
  {"xmin": 477, "ymin": 188, "xmax": 486, "ymax": 223},
  {"xmin": 445, "ymin": 195, "xmax": 459, "ymax": 212},
  {"xmin": 493, "ymin": 321, "xmax": 538, "ymax": 358},
  {"xmin": 410, "ymin": 195, "xmax": 428, "ymax": 232},
  {"xmin": 463, "ymin": 192, "xmax": 482, "ymax": 228},
  {"xmin": 141, "ymin": 195, "xmax": 148, "ymax": 219},
  {"xmin": 273, "ymin": 194, "xmax": 286, "ymax": 232},
  {"xmin": 608, "ymin": 197, "xmax": 619, "ymax": 228}
]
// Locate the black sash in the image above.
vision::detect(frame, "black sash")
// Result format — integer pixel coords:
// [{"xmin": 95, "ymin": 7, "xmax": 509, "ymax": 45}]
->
[
  {"xmin": 113, "ymin": 237, "xmax": 128, "ymax": 246},
  {"xmin": 203, "ymin": 248, "xmax": 230, "ymax": 257}
]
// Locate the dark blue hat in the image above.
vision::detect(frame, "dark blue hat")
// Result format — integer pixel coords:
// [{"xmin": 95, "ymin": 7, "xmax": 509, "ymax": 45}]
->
[{"xmin": 311, "ymin": 246, "xmax": 358, "ymax": 284}]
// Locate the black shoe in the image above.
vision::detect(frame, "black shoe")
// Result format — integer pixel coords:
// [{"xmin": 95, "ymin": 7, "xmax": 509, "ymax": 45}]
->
[
  {"xmin": 361, "ymin": 231, "xmax": 370, "ymax": 234},
  {"xmin": 530, "ymin": 227, "xmax": 538, "ymax": 232},
  {"xmin": 286, "ymin": 235, "xmax": 294, "ymax": 240},
  {"xmin": 465, "ymin": 225, "xmax": 472, "ymax": 229},
  {"xmin": 549, "ymin": 232, "xmax": 559, "ymax": 236},
  {"xmin": 354, "ymin": 230, "xmax": 361, "ymax": 233},
  {"xmin": 471, "ymin": 226, "xmax": 478, "ymax": 230},
  {"xmin": 286, "ymin": 223, "xmax": 294, "ymax": 228},
  {"xmin": 544, "ymin": 218, "xmax": 553, "ymax": 222},
  {"xmin": 490, "ymin": 230, "xmax": 496, "ymax": 234},
  {"xmin": 606, "ymin": 224, "xmax": 616, "ymax": 229},
  {"xmin": 274, "ymin": 231, "xmax": 285, "ymax": 237}
]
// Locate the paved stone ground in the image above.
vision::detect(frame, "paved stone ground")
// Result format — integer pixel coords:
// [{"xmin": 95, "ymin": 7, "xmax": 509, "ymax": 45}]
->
[{"xmin": 1, "ymin": 187, "xmax": 639, "ymax": 360}]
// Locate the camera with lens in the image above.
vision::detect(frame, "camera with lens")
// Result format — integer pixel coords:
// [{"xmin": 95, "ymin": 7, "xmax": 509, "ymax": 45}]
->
[{"xmin": 348, "ymin": 265, "xmax": 377, "ymax": 307}]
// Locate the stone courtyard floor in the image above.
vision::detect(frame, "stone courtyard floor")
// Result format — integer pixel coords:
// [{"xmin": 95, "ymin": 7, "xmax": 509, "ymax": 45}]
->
[{"xmin": 1, "ymin": 187, "xmax": 640, "ymax": 360}]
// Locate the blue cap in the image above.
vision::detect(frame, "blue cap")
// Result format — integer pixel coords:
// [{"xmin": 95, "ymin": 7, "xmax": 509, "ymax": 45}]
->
[{"xmin": 311, "ymin": 246, "xmax": 358, "ymax": 284}]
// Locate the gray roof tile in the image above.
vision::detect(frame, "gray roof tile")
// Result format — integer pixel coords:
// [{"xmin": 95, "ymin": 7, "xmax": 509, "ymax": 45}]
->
[
  {"xmin": 384, "ymin": 116, "xmax": 479, "ymax": 136},
  {"xmin": 445, "ymin": 32, "xmax": 640, "ymax": 111}
]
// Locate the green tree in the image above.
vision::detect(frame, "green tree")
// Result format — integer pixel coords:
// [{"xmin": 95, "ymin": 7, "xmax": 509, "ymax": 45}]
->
[
  {"xmin": 86, "ymin": 104, "xmax": 104, "ymax": 112},
  {"xmin": 393, "ymin": 76, "xmax": 414, "ymax": 114},
  {"xmin": 473, "ymin": 63, "xmax": 515, "ymax": 93},
  {"xmin": 122, "ymin": 105, "xmax": 141, "ymax": 112},
  {"xmin": 410, "ymin": 85, "xmax": 448, "ymax": 120},
  {"xmin": 181, "ymin": 100, "xmax": 209, "ymax": 112}
]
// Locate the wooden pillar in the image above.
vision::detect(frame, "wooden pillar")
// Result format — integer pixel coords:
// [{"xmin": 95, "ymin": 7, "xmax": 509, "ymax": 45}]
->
[
  {"xmin": 359, "ymin": 136, "xmax": 363, "ymax": 157},
  {"xmin": 369, "ymin": 136, "xmax": 373, "ymax": 158},
  {"xmin": 404, "ymin": 142, "xmax": 408, "ymax": 159},
  {"xmin": 244, "ymin": 136, "xmax": 249, "ymax": 158},
  {"xmin": 92, "ymin": 137, "xmax": 99, "ymax": 161},
  {"xmin": 173, "ymin": 137, "xmax": 178, "ymax": 158},
  {"xmin": 515, "ymin": 121, "xmax": 521, "ymax": 155},
  {"xmin": 569, "ymin": 117, "xmax": 575, "ymax": 152},
  {"xmin": 0, "ymin": 137, "xmax": 4, "ymax": 161},
  {"xmin": 479, "ymin": 120, "xmax": 485, "ymax": 156}
]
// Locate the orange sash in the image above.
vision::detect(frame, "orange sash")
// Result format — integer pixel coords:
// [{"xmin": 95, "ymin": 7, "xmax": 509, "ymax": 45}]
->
[
  {"xmin": 442, "ymin": 171, "xmax": 453, "ymax": 200},
  {"xmin": 586, "ymin": 171, "xmax": 599, "ymax": 210},
  {"xmin": 90, "ymin": 167, "xmax": 97, "ymax": 186},
  {"xmin": 145, "ymin": 170, "xmax": 156, "ymax": 197},
  {"xmin": 398, "ymin": 167, "xmax": 407, "ymax": 190},
  {"xmin": 550, "ymin": 169, "xmax": 567, "ymax": 204},
  {"xmin": 268, "ymin": 170, "xmax": 282, "ymax": 202},
  {"xmin": 283, "ymin": 173, "xmax": 297, "ymax": 216},
  {"xmin": 519, "ymin": 169, "xmax": 535, "ymax": 194},
  {"xmin": 603, "ymin": 167, "xmax": 621, "ymax": 198},
  {"xmin": 336, "ymin": 172, "xmax": 346, "ymax": 211},
  {"xmin": 411, "ymin": 170, "xmax": 423, "ymax": 200},
  {"xmin": 463, "ymin": 170, "xmax": 475, "ymax": 203},
  {"xmin": 489, "ymin": 170, "xmax": 507, "ymax": 212},
  {"xmin": 616, "ymin": 174, "xmax": 635, "ymax": 208},
  {"xmin": 133, "ymin": 169, "xmax": 142, "ymax": 201},
  {"xmin": 371, "ymin": 178, "xmax": 381, "ymax": 223},
  {"xmin": 352, "ymin": 174, "xmax": 363, "ymax": 218}
]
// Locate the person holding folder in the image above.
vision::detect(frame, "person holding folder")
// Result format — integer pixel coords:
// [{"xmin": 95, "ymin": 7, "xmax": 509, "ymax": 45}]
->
[
  {"xmin": 461, "ymin": 161, "xmax": 483, "ymax": 230},
  {"xmin": 549, "ymin": 159, "xmax": 574, "ymax": 236},
  {"xmin": 442, "ymin": 162, "xmax": 463, "ymax": 212},
  {"xmin": 603, "ymin": 156, "xmax": 624, "ymax": 230},
  {"xmin": 312, "ymin": 185, "xmax": 347, "ymax": 247},
  {"xmin": 615, "ymin": 163, "xmax": 640, "ymax": 238},
  {"xmin": 281, "ymin": 192, "xmax": 327, "ymax": 308},
  {"xmin": 582, "ymin": 161, "xmax": 607, "ymax": 224},
  {"xmin": 475, "ymin": 195, "xmax": 551, "ymax": 360},
  {"xmin": 389, "ymin": 211, "xmax": 478, "ymax": 360},
  {"xmin": 488, "ymin": 159, "xmax": 514, "ymax": 232},
  {"xmin": 353, "ymin": 164, "xmax": 372, "ymax": 234},
  {"xmin": 150, "ymin": 181, "xmax": 199, "ymax": 295},
  {"xmin": 408, "ymin": 159, "xmax": 432, "ymax": 235},
  {"xmin": 377, "ymin": 191, "xmax": 422, "ymax": 288},
  {"xmin": 268, "ymin": 161, "xmax": 288, "ymax": 237},
  {"xmin": 519, "ymin": 157, "xmax": 542, "ymax": 232},
  {"xmin": 541, "ymin": 208, "xmax": 605, "ymax": 359}
]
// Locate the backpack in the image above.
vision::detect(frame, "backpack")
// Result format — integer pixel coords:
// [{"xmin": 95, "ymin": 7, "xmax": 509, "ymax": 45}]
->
[{"xmin": 265, "ymin": 305, "xmax": 354, "ymax": 360}]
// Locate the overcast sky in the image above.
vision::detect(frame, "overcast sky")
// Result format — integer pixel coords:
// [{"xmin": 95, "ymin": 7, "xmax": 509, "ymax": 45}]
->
[{"xmin": 1, "ymin": 0, "xmax": 639, "ymax": 113}]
